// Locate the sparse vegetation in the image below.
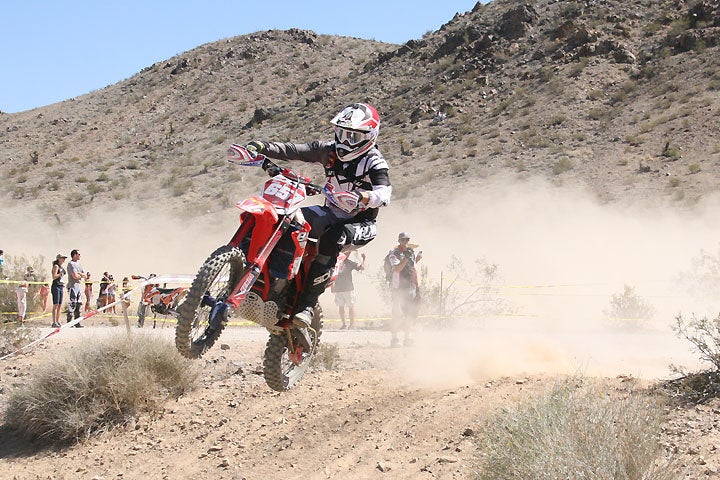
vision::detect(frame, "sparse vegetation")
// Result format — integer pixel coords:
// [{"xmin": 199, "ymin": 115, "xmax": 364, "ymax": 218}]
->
[
  {"xmin": 0, "ymin": 323, "xmax": 39, "ymax": 357},
  {"xmin": 662, "ymin": 141, "xmax": 681, "ymax": 160},
  {"xmin": 478, "ymin": 378, "xmax": 677, "ymax": 480},
  {"xmin": 313, "ymin": 342, "xmax": 341, "ymax": 370},
  {"xmin": 551, "ymin": 157, "xmax": 573, "ymax": 175},
  {"xmin": 604, "ymin": 284, "xmax": 655, "ymax": 324},
  {"xmin": 3, "ymin": 333, "xmax": 199, "ymax": 443},
  {"xmin": 663, "ymin": 313, "xmax": 720, "ymax": 403}
]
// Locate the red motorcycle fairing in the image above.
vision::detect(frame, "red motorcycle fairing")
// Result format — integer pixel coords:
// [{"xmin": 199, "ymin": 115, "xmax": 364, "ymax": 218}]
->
[{"xmin": 225, "ymin": 195, "xmax": 311, "ymax": 310}]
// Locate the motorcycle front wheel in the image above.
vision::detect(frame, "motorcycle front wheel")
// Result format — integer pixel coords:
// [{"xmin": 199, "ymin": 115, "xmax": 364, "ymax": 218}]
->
[
  {"xmin": 175, "ymin": 245, "xmax": 246, "ymax": 358},
  {"xmin": 263, "ymin": 304, "xmax": 323, "ymax": 392}
]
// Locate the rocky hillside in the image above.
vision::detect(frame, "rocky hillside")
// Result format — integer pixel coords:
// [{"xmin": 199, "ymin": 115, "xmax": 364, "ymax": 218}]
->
[{"xmin": 1, "ymin": 0, "xmax": 719, "ymax": 220}]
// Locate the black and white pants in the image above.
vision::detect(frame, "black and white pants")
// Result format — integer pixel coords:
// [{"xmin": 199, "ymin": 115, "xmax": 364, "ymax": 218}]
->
[{"xmin": 67, "ymin": 287, "xmax": 83, "ymax": 323}]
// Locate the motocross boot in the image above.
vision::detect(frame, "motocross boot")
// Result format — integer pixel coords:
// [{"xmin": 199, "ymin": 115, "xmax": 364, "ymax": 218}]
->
[{"xmin": 293, "ymin": 257, "xmax": 333, "ymax": 348}]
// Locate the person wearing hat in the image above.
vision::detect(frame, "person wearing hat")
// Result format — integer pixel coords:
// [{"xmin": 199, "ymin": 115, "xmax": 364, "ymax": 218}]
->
[
  {"xmin": 50, "ymin": 253, "xmax": 67, "ymax": 328},
  {"xmin": 387, "ymin": 232, "xmax": 422, "ymax": 347}
]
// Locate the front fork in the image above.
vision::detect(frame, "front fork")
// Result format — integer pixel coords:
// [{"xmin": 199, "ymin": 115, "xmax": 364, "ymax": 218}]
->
[{"xmin": 203, "ymin": 293, "xmax": 229, "ymax": 331}]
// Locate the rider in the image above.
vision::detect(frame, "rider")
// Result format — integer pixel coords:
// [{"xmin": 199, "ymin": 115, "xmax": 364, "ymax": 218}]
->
[{"xmin": 246, "ymin": 102, "xmax": 391, "ymax": 340}]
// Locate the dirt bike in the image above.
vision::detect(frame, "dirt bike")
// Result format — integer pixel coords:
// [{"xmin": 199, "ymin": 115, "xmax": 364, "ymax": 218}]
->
[
  {"xmin": 133, "ymin": 274, "xmax": 188, "ymax": 328},
  {"xmin": 175, "ymin": 144, "xmax": 354, "ymax": 391}
]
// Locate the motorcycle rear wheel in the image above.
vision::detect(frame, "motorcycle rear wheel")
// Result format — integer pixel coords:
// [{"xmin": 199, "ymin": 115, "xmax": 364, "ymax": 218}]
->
[
  {"xmin": 175, "ymin": 245, "xmax": 246, "ymax": 358},
  {"xmin": 263, "ymin": 304, "xmax": 323, "ymax": 392}
]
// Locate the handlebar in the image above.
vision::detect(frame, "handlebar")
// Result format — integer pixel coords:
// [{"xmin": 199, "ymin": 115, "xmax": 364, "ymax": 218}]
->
[
  {"xmin": 260, "ymin": 158, "xmax": 323, "ymax": 195},
  {"xmin": 227, "ymin": 144, "xmax": 323, "ymax": 194}
]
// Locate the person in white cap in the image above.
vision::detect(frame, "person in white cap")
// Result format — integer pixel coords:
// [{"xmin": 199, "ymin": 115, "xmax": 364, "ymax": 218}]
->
[{"xmin": 387, "ymin": 232, "xmax": 422, "ymax": 347}]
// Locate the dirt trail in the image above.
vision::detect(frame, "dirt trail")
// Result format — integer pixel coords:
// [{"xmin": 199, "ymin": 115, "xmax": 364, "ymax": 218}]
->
[{"xmin": 0, "ymin": 324, "xmax": 716, "ymax": 479}]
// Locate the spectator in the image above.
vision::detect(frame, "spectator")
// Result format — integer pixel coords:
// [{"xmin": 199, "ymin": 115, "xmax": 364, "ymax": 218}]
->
[
  {"xmin": 50, "ymin": 254, "xmax": 67, "ymax": 328},
  {"xmin": 24, "ymin": 266, "xmax": 38, "ymax": 304},
  {"xmin": 106, "ymin": 275, "xmax": 117, "ymax": 314},
  {"xmin": 24, "ymin": 266, "xmax": 36, "ymax": 282},
  {"xmin": 121, "ymin": 277, "xmax": 131, "ymax": 310},
  {"xmin": 39, "ymin": 283, "xmax": 50, "ymax": 312},
  {"xmin": 0, "ymin": 249, "xmax": 4, "ymax": 278},
  {"xmin": 388, "ymin": 232, "xmax": 422, "ymax": 347},
  {"xmin": 66, "ymin": 249, "xmax": 86, "ymax": 328},
  {"xmin": 331, "ymin": 252, "xmax": 366, "ymax": 330},
  {"xmin": 84, "ymin": 272, "xmax": 93, "ymax": 312},
  {"xmin": 15, "ymin": 282, "xmax": 28, "ymax": 326},
  {"xmin": 98, "ymin": 272, "xmax": 109, "ymax": 308}
]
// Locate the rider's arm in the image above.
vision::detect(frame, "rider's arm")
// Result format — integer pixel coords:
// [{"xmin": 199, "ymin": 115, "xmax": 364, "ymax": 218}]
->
[
  {"xmin": 357, "ymin": 150, "xmax": 391, "ymax": 208},
  {"xmin": 359, "ymin": 166, "xmax": 391, "ymax": 208},
  {"xmin": 250, "ymin": 140, "xmax": 332, "ymax": 165}
]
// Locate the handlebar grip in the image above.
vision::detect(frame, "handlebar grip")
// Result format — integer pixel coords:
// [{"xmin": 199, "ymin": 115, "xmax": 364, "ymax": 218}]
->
[
  {"xmin": 261, "ymin": 159, "xmax": 282, "ymax": 176},
  {"xmin": 306, "ymin": 183, "xmax": 323, "ymax": 195}
]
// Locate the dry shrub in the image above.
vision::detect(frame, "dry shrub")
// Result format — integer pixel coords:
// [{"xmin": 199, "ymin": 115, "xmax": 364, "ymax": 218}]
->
[
  {"xmin": 662, "ymin": 313, "xmax": 720, "ymax": 403},
  {"xmin": 477, "ymin": 378, "xmax": 678, "ymax": 480},
  {"xmin": 3, "ymin": 332, "xmax": 198, "ymax": 443},
  {"xmin": 313, "ymin": 342, "xmax": 341, "ymax": 371},
  {"xmin": 0, "ymin": 323, "xmax": 39, "ymax": 357}
]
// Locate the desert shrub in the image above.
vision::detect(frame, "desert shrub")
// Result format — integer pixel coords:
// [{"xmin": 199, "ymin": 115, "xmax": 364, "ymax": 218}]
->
[
  {"xmin": 417, "ymin": 255, "xmax": 516, "ymax": 325},
  {"xmin": 662, "ymin": 313, "xmax": 720, "ymax": 403},
  {"xmin": 662, "ymin": 141, "xmax": 681, "ymax": 160},
  {"xmin": 688, "ymin": 163, "xmax": 701, "ymax": 174},
  {"xmin": 676, "ymin": 246, "xmax": 720, "ymax": 306},
  {"xmin": 587, "ymin": 107, "xmax": 607, "ymax": 120},
  {"xmin": 313, "ymin": 342, "xmax": 341, "ymax": 370},
  {"xmin": 604, "ymin": 284, "xmax": 655, "ymax": 324},
  {"xmin": 477, "ymin": 378, "xmax": 677, "ymax": 480},
  {"xmin": 3, "ymin": 332, "xmax": 198, "ymax": 443},
  {"xmin": 568, "ymin": 58, "xmax": 588, "ymax": 78},
  {"xmin": 0, "ymin": 254, "xmax": 47, "ymax": 322},
  {"xmin": 551, "ymin": 157, "xmax": 573, "ymax": 175},
  {"xmin": 673, "ymin": 313, "xmax": 720, "ymax": 371},
  {"xmin": 0, "ymin": 323, "xmax": 39, "ymax": 357}
]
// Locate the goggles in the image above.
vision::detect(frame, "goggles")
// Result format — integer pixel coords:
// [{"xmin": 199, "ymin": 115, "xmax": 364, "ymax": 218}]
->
[{"xmin": 334, "ymin": 126, "xmax": 373, "ymax": 147}]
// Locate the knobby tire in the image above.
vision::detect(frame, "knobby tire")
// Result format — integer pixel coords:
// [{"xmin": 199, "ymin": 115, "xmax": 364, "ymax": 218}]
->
[
  {"xmin": 263, "ymin": 304, "xmax": 323, "ymax": 392},
  {"xmin": 175, "ymin": 245, "xmax": 245, "ymax": 358}
]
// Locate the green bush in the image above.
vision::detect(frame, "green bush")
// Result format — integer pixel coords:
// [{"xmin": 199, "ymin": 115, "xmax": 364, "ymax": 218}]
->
[
  {"xmin": 477, "ymin": 378, "xmax": 677, "ymax": 480},
  {"xmin": 3, "ymin": 332, "xmax": 199, "ymax": 443}
]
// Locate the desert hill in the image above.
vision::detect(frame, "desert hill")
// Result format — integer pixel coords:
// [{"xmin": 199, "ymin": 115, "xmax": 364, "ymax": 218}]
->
[
  {"xmin": 4, "ymin": 2, "xmax": 720, "ymax": 478},
  {"xmin": 1, "ymin": 0, "xmax": 719, "ymax": 221}
]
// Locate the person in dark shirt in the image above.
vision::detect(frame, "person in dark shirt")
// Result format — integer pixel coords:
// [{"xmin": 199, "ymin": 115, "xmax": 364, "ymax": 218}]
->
[
  {"xmin": 388, "ymin": 232, "xmax": 423, "ymax": 347},
  {"xmin": 331, "ymin": 252, "xmax": 366, "ymax": 330}
]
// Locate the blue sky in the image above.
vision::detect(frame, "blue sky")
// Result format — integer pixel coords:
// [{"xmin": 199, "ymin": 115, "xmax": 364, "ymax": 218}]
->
[{"xmin": 0, "ymin": 0, "xmax": 480, "ymax": 113}]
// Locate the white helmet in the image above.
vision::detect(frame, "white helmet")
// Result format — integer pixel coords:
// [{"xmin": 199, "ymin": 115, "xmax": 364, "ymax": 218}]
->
[{"xmin": 330, "ymin": 103, "xmax": 380, "ymax": 162}]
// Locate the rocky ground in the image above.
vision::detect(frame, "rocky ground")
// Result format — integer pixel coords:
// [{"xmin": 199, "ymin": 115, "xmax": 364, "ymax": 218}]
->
[{"xmin": 1, "ymin": 320, "xmax": 719, "ymax": 479}]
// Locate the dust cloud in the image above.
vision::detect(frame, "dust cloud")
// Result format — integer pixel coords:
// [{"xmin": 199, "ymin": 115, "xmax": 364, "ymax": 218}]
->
[
  {"xmin": 353, "ymin": 175, "xmax": 720, "ymax": 385},
  {"xmin": 2, "ymin": 174, "xmax": 719, "ymax": 383}
]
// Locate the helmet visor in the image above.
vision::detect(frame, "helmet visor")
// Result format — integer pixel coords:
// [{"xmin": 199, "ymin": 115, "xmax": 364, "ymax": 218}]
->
[{"xmin": 334, "ymin": 126, "xmax": 373, "ymax": 147}]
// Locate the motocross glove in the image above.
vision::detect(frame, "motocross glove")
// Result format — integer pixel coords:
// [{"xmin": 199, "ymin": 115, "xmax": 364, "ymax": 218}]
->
[
  {"xmin": 246, "ymin": 141, "xmax": 265, "ymax": 156},
  {"xmin": 262, "ymin": 159, "xmax": 282, "ymax": 177}
]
